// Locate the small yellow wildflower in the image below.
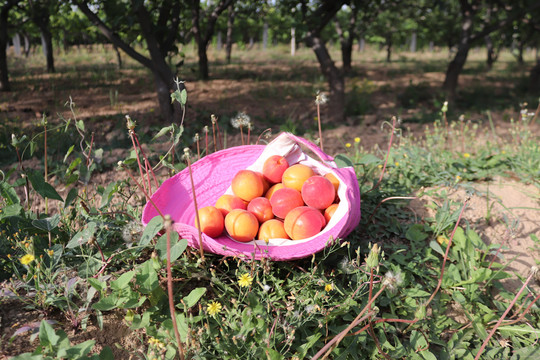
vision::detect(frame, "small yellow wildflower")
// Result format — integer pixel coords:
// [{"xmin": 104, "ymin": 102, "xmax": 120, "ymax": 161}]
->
[
  {"xmin": 463, "ymin": 153, "xmax": 471, "ymax": 158},
  {"xmin": 324, "ymin": 283, "xmax": 333, "ymax": 292},
  {"xmin": 47, "ymin": 250, "xmax": 54, "ymax": 256},
  {"xmin": 207, "ymin": 300, "xmax": 222, "ymax": 316},
  {"xmin": 7, "ymin": 254, "xmax": 11, "ymax": 259},
  {"xmin": 395, "ymin": 162, "xmax": 400, "ymax": 166},
  {"xmin": 455, "ymin": 175, "xmax": 461, "ymax": 182},
  {"xmin": 20, "ymin": 254, "xmax": 35, "ymax": 265},
  {"xmin": 238, "ymin": 273, "xmax": 253, "ymax": 288},
  {"xmin": 354, "ymin": 137, "xmax": 360, "ymax": 143},
  {"xmin": 377, "ymin": 164, "xmax": 383, "ymax": 169},
  {"xmin": 437, "ymin": 235, "xmax": 449, "ymax": 247},
  {"xmin": 345, "ymin": 143, "xmax": 351, "ymax": 148},
  {"xmin": 148, "ymin": 337, "xmax": 165, "ymax": 349}
]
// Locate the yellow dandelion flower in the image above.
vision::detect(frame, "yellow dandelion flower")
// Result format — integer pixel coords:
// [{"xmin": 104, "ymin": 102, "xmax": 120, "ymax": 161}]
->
[
  {"xmin": 7, "ymin": 254, "xmax": 11, "ymax": 259},
  {"xmin": 207, "ymin": 300, "xmax": 222, "ymax": 316},
  {"xmin": 20, "ymin": 254, "xmax": 35, "ymax": 265},
  {"xmin": 377, "ymin": 164, "xmax": 383, "ymax": 169},
  {"xmin": 238, "ymin": 273, "xmax": 253, "ymax": 288},
  {"xmin": 47, "ymin": 250, "xmax": 54, "ymax": 256},
  {"xmin": 395, "ymin": 162, "xmax": 400, "ymax": 166},
  {"xmin": 463, "ymin": 153, "xmax": 471, "ymax": 158},
  {"xmin": 455, "ymin": 175, "xmax": 461, "ymax": 182},
  {"xmin": 354, "ymin": 137, "xmax": 360, "ymax": 143},
  {"xmin": 437, "ymin": 235, "xmax": 449, "ymax": 247},
  {"xmin": 325, "ymin": 283, "xmax": 333, "ymax": 292},
  {"xmin": 345, "ymin": 143, "xmax": 351, "ymax": 148}
]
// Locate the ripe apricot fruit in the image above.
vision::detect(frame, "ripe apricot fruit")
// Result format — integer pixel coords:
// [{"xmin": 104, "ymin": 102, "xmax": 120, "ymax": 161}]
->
[
  {"xmin": 301, "ymin": 176, "xmax": 336, "ymax": 210},
  {"xmin": 196, "ymin": 206, "xmax": 224, "ymax": 238},
  {"xmin": 324, "ymin": 172, "xmax": 340, "ymax": 193},
  {"xmin": 231, "ymin": 170, "xmax": 264, "ymax": 201},
  {"xmin": 263, "ymin": 155, "xmax": 289, "ymax": 184},
  {"xmin": 270, "ymin": 187, "xmax": 304, "ymax": 219},
  {"xmin": 224, "ymin": 209, "xmax": 259, "ymax": 242},
  {"xmin": 215, "ymin": 194, "xmax": 247, "ymax": 217},
  {"xmin": 258, "ymin": 219, "xmax": 289, "ymax": 241},
  {"xmin": 324, "ymin": 203, "xmax": 339, "ymax": 223},
  {"xmin": 284, "ymin": 206, "xmax": 326, "ymax": 240},
  {"xmin": 247, "ymin": 197, "xmax": 274, "ymax": 223},
  {"xmin": 265, "ymin": 183, "xmax": 284, "ymax": 200},
  {"xmin": 282, "ymin": 164, "xmax": 315, "ymax": 192}
]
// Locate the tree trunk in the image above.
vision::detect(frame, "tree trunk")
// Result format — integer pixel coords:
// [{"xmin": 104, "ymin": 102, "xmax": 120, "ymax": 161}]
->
[
  {"xmin": 386, "ymin": 37, "xmax": 392, "ymax": 63},
  {"xmin": 113, "ymin": 43, "xmax": 122, "ymax": 69},
  {"xmin": 485, "ymin": 35, "xmax": 495, "ymax": 70},
  {"xmin": 305, "ymin": 32, "xmax": 345, "ymax": 123},
  {"xmin": 358, "ymin": 37, "xmax": 365, "ymax": 52},
  {"xmin": 530, "ymin": 56, "xmax": 540, "ymax": 92},
  {"xmin": 410, "ymin": 32, "xmax": 417, "ymax": 52},
  {"xmin": 216, "ymin": 31, "xmax": 222, "ymax": 51},
  {"xmin": 13, "ymin": 33, "xmax": 21, "ymax": 56},
  {"xmin": 40, "ymin": 29, "xmax": 55, "ymax": 73},
  {"xmin": 0, "ymin": 1, "xmax": 16, "ymax": 91},
  {"xmin": 262, "ymin": 21, "xmax": 268, "ymax": 50},
  {"xmin": 442, "ymin": 4, "xmax": 473, "ymax": 101},
  {"xmin": 225, "ymin": 3, "xmax": 235, "ymax": 63},
  {"xmin": 290, "ymin": 27, "xmax": 296, "ymax": 56}
]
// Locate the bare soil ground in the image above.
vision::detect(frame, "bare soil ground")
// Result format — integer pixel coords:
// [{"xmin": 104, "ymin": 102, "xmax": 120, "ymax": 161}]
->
[{"xmin": 1, "ymin": 46, "xmax": 539, "ymax": 357}]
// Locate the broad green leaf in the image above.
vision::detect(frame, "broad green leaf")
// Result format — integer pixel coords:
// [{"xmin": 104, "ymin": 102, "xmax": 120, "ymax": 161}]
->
[
  {"xmin": 67, "ymin": 222, "xmax": 97, "ymax": 248},
  {"xmin": 406, "ymin": 224, "xmax": 429, "ymax": 242},
  {"xmin": 61, "ymin": 340, "xmax": 96, "ymax": 358},
  {"xmin": 180, "ymin": 89, "xmax": 187, "ymax": 105},
  {"xmin": 100, "ymin": 182, "xmax": 118, "ymax": 209},
  {"xmin": 156, "ymin": 233, "xmax": 187, "ymax": 262},
  {"xmin": 99, "ymin": 346, "xmax": 114, "ymax": 360},
  {"xmin": 298, "ymin": 333, "xmax": 322, "ymax": 358},
  {"xmin": 0, "ymin": 204, "xmax": 22, "ymax": 218},
  {"xmin": 31, "ymin": 214, "xmax": 60, "ymax": 232},
  {"xmin": 64, "ymin": 187, "xmax": 78, "ymax": 208},
  {"xmin": 152, "ymin": 125, "xmax": 173, "ymax": 140},
  {"xmin": 0, "ymin": 180, "xmax": 20, "ymax": 205},
  {"xmin": 27, "ymin": 170, "xmax": 63, "ymax": 202},
  {"xmin": 110, "ymin": 271, "xmax": 135, "ymax": 291},
  {"xmin": 334, "ymin": 154, "xmax": 354, "ymax": 168},
  {"xmin": 92, "ymin": 296, "xmax": 119, "ymax": 311},
  {"xmin": 357, "ymin": 153, "xmax": 381, "ymax": 165},
  {"xmin": 39, "ymin": 320, "xmax": 60, "ymax": 347},
  {"xmin": 140, "ymin": 216, "xmax": 163, "ymax": 246},
  {"xmin": 135, "ymin": 260, "xmax": 160, "ymax": 294},
  {"xmin": 63, "ymin": 144, "xmax": 75, "ymax": 163},
  {"xmin": 182, "ymin": 287, "xmax": 207, "ymax": 309}
]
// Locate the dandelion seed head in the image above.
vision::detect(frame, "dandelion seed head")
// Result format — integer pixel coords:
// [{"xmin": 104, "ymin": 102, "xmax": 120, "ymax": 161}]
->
[
  {"xmin": 315, "ymin": 91, "xmax": 328, "ymax": 105},
  {"xmin": 123, "ymin": 221, "xmax": 144, "ymax": 247}
]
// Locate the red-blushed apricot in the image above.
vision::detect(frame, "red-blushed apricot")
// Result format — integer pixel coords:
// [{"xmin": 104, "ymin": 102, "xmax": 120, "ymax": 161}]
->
[
  {"xmin": 256, "ymin": 172, "xmax": 271, "ymax": 194},
  {"xmin": 284, "ymin": 206, "xmax": 326, "ymax": 240},
  {"xmin": 269, "ymin": 187, "xmax": 304, "ymax": 219},
  {"xmin": 224, "ymin": 209, "xmax": 259, "ymax": 242},
  {"xmin": 282, "ymin": 164, "xmax": 315, "ymax": 192},
  {"xmin": 247, "ymin": 197, "xmax": 274, "ymax": 223},
  {"xmin": 324, "ymin": 172, "xmax": 340, "ymax": 193},
  {"xmin": 324, "ymin": 203, "xmax": 339, "ymax": 223},
  {"xmin": 258, "ymin": 219, "xmax": 290, "ymax": 241},
  {"xmin": 231, "ymin": 170, "xmax": 264, "ymax": 201},
  {"xmin": 195, "ymin": 206, "xmax": 224, "ymax": 238},
  {"xmin": 215, "ymin": 194, "xmax": 247, "ymax": 217},
  {"xmin": 263, "ymin": 155, "xmax": 289, "ymax": 184},
  {"xmin": 265, "ymin": 183, "xmax": 284, "ymax": 200},
  {"xmin": 301, "ymin": 175, "xmax": 336, "ymax": 210}
]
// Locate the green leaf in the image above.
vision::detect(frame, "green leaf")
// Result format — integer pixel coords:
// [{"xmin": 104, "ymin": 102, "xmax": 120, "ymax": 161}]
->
[
  {"xmin": 63, "ymin": 339, "xmax": 96, "ymax": 358},
  {"xmin": 357, "ymin": 153, "xmax": 381, "ymax": 165},
  {"xmin": 0, "ymin": 204, "xmax": 22, "ymax": 218},
  {"xmin": 0, "ymin": 180, "xmax": 20, "ymax": 205},
  {"xmin": 27, "ymin": 170, "xmax": 63, "ymax": 202},
  {"xmin": 135, "ymin": 260, "xmax": 160, "ymax": 294},
  {"xmin": 156, "ymin": 233, "xmax": 187, "ymax": 262},
  {"xmin": 110, "ymin": 271, "xmax": 135, "ymax": 291},
  {"xmin": 406, "ymin": 224, "xmax": 429, "ymax": 242},
  {"xmin": 152, "ymin": 125, "xmax": 173, "ymax": 140},
  {"xmin": 32, "ymin": 214, "xmax": 60, "ymax": 232},
  {"xmin": 63, "ymin": 144, "xmax": 75, "ymax": 163},
  {"xmin": 39, "ymin": 320, "xmax": 60, "ymax": 347},
  {"xmin": 180, "ymin": 89, "xmax": 187, "ymax": 105},
  {"xmin": 99, "ymin": 346, "xmax": 114, "ymax": 360},
  {"xmin": 67, "ymin": 222, "xmax": 97, "ymax": 248},
  {"xmin": 182, "ymin": 288, "xmax": 207, "ymax": 309},
  {"xmin": 100, "ymin": 181, "xmax": 117, "ymax": 209},
  {"xmin": 93, "ymin": 296, "xmax": 119, "ymax": 311},
  {"xmin": 298, "ymin": 333, "xmax": 322, "ymax": 358},
  {"xmin": 88, "ymin": 278, "xmax": 106, "ymax": 292},
  {"xmin": 64, "ymin": 187, "xmax": 78, "ymax": 208},
  {"xmin": 334, "ymin": 154, "xmax": 354, "ymax": 168},
  {"xmin": 140, "ymin": 216, "xmax": 163, "ymax": 246}
]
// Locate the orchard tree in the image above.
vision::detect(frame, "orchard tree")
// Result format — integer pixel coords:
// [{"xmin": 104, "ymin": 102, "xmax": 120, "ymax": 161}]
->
[
  {"xmin": 75, "ymin": 0, "xmax": 185, "ymax": 123},
  {"xmin": 27, "ymin": 0, "xmax": 58, "ymax": 73},
  {"xmin": 190, "ymin": 0, "xmax": 232, "ymax": 79},
  {"xmin": 0, "ymin": 0, "xmax": 22, "ymax": 91}
]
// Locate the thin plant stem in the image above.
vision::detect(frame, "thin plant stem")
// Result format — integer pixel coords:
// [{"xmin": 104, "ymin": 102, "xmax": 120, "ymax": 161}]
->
[
  {"xmin": 256, "ymin": 128, "xmax": 272, "ymax": 145},
  {"xmin": 314, "ymin": 286, "xmax": 388, "ymax": 360},
  {"xmin": 366, "ymin": 116, "xmax": 397, "ymax": 194},
  {"xmin": 122, "ymin": 164, "xmax": 164, "ymax": 218},
  {"xmin": 217, "ymin": 122, "xmax": 223, "ymax": 150},
  {"xmin": 185, "ymin": 149, "xmax": 205, "ymax": 261},
  {"xmin": 474, "ymin": 270, "xmax": 537, "ymax": 360},
  {"xmin": 317, "ymin": 102, "xmax": 324, "ymax": 151},
  {"xmin": 240, "ymin": 126, "xmax": 244, "ymax": 145},
  {"xmin": 43, "ymin": 118, "xmax": 48, "ymax": 215},
  {"xmin": 129, "ymin": 130, "xmax": 148, "ymax": 195},
  {"xmin": 365, "ymin": 196, "xmax": 417, "ymax": 226},
  {"xmin": 212, "ymin": 120, "xmax": 217, "ymax": 153},
  {"xmin": 86, "ymin": 132, "xmax": 95, "ymax": 168},
  {"xmin": 196, "ymin": 135, "xmax": 200, "ymax": 160},
  {"xmin": 247, "ymin": 124, "xmax": 251, "ymax": 145},
  {"xmin": 500, "ymin": 291, "xmax": 540, "ymax": 326},
  {"xmin": 164, "ymin": 218, "xmax": 186, "ymax": 360},
  {"xmin": 134, "ymin": 134, "xmax": 159, "ymax": 189},
  {"xmin": 205, "ymin": 129, "xmax": 209, "ymax": 155}
]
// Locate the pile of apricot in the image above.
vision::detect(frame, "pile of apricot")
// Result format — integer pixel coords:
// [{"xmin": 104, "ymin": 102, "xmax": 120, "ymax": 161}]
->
[{"xmin": 196, "ymin": 155, "xmax": 340, "ymax": 242}]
